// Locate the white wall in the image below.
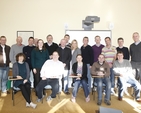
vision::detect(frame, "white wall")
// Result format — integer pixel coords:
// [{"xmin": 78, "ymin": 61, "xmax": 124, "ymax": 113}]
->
[{"xmin": 0, "ymin": 0, "xmax": 141, "ymax": 48}]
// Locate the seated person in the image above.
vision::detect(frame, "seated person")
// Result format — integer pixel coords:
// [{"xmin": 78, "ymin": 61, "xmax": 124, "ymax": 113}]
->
[
  {"xmin": 36, "ymin": 51, "xmax": 64, "ymax": 102},
  {"xmin": 113, "ymin": 51, "xmax": 141, "ymax": 102},
  {"xmin": 71, "ymin": 54, "xmax": 90, "ymax": 103},
  {"xmin": 91, "ymin": 54, "xmax": 111, "ymax": 105},
  {"xmin": 12, "ymin": 53, "xmax": 37, "ymax": 108}
]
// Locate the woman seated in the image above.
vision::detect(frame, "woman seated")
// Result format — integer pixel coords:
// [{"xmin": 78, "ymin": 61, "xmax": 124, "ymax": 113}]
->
[
  {"xmin": 12, "ymin": 53, "xmax": 37, "ymax": 108},
  {"xmin": 71, "ymin": 54, "xmax": 90, "ymax": 103}
]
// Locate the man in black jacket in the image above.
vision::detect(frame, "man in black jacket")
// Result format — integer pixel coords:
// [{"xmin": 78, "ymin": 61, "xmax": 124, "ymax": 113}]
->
[
  {"xmin": 0, "ymin": 36, "xmax": 10, "ymax": 97},
  {"xmin": 57, "ymin": 39, "xmax": 72, "ymax": 94},
  {"xmin": 23, "ymin": 37, "xmax": 35, "ymax": 88},
  {"xmin": 81, "ymin": 37, "xmax": 94, "ymax": 92},
  {"xmin": 44, "ymin": 35, "xmax": 58, "ymax": 59}
]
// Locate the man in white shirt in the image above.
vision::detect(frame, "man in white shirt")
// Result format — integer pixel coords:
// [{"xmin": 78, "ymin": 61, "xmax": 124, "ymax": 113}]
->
[{"xmin": 36, "ymin": 51, "xmax": 64, "ymax": 102}]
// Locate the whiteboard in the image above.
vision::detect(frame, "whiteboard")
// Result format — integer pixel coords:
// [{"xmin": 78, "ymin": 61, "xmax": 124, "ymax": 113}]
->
[
  {"xmin": 66, "ymin": 30, "xmax": 112, "ymax": 48},
  {"xmin": 17, "ymin": 31, "xmax": 34, "ymax": 45}
]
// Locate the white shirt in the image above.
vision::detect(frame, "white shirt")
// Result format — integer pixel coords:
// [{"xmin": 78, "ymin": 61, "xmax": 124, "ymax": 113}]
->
[
  {"xmin": 1, "ymin": 45, "xmax": 6, "ymax": 63},
  {"xmin": 40, "ymin": 59, "xmax": 64, "ymax": 79},
  {"xmin": 47, "ymin": 42, "xmax": 53, "ymax": 46}
]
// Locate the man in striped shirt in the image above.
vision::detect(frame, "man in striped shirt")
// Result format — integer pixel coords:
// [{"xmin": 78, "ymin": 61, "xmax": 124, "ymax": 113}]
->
[{"xmin": 101, "ymin": 37, "xmax": 117, "ymax": 94}]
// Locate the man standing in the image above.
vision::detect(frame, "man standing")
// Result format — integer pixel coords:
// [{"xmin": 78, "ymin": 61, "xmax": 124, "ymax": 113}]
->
[
  {"xmin": 64, "ymin": 34, "xmax": 71, "ymax": 48},
  {"xmin": 101, "ymin": 37, "xmax": 117, "ymax": 94},
  {"xmin": 0, "ymin": 36, "xmax": 10, "ymax": 97},
  {"xmin": 116, "ymin": 37, "xmax": 129, "ymax": 60},
  {"xmin": 23, "ymin": 37, "xmax": 35, "ymax": 70},
  {"xmin": 36, "ymin": 51, "xmax": 64, "ymax": 102},
  {"xmin": 44, "ymin": 34, "xmax": 58, "ymax": 59},
  {"xmin": 92, "ymin": 35, "xmax": 104, "ymax": 62},
  {"xmin": 57, "ymin": 39, "xmax": 72, "ymax": 94},
  {"xmin": 10, "ymin": 36, "xmax": 25, "ymax": 64},
  {"xmin": 81, "ymin": 37, "xmax": 94, "ymax": 92},
  {"xmin": 113, "ymin": 51, "xmax": 141, "ymax": 102},
  {"xmin": 91, "ymin": 54, "xmax": 111, "ymax": 105},
  {"xmin": 130, "ymin": 32, "xmax": 141, "ymax": 82},
  {"xmin": 23, "ymin": 37, "xmax": 35, "ymax": 88}
]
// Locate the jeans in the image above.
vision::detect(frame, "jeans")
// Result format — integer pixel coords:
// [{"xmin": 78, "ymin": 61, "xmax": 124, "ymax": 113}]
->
[
  {"xmin": 87, "ymin": 64, "xmax": 92, "ymax": 92},
  {"xmin": 60, "ymin": 70, "xmax": 69, "ymax": 92},
  {"xmin": 118, "ymin": 77, "xmax": 141, "ymax": 99},
  {"xmin": 131, "ymin": 61, "xmax": 141, "ymax": 83},
  {"xmin": 29, "ymin": 70, "xmax": 34, "ymax": 88},
  {"xmin": 72, "ymin": 79, "xmax": 89, "ymax": 98},
  {"xmin": 0, "ymin": 66, "xmax": 9, "ymax": 92},
  {"xmin": 110, "ymin": 67, "xmax": 115, "ymax": 88},
  {"xmin": 36, "ymin": 79, "xmax": 59, "ymax": 99},
  {"xmin": 96, "ymin": 77, "xmax": 111, "ymax": 101}
]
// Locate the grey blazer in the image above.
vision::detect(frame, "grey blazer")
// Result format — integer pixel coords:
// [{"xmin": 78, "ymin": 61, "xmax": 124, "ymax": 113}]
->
[
  {"xmin": 71, "ymin": 48, "xmax": 81, "ymax": 65},
  {"xmin": 12, "ymin": 62, "xmax": 30, "ymax": 80}
]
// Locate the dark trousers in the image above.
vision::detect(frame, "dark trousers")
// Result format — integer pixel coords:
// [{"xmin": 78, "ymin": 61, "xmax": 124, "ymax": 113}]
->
[
  {"xmin": 18, "ymin": 82, "xmax": 31, "ymax": 104},
  {"xmin": 33, "ymin": 68, "xmax": 41, "ymax": 88},
  {"xmin": 36, "ymin": 79, "xmax": 59, "ymax": 99}
]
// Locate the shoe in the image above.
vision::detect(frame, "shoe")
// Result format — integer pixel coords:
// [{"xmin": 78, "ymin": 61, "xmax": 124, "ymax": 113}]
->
[
  {"xmin": 46, "ymin": 96, "xmax": 53, "ymax": 102},
  {"xmin": 64, "ymin": 91, "xmax": 70, "ymax": 95},
  {"xmin": 26, "ymin": 102, "xmax": 30, "ymax": 107},
  {"xmin": 30, "ymin": 102, "xmax": 37, "ymax": 109},
  {"xmin": 136, "ymin": 98, "xmax": 141, "ymax": 102},
  {"xmin": 103, "ymin": 90, "xmax": 106, "ymax": 95},
  {"xmin": 111, "ymin": 88, "xmax": 115, "ymax": 95},
  {"xmin": 36, "ymin": 98, "xmax": 42, "ymax": 102},
  {"xmin": 97, "ymin": 100, "xmax": 102, "ymax": 105},
  {"xmin": 71, "ymin": 96, "xmax": 76, "ymax": 103},
  {"xmin": 1, "ymin": 92, "xmax": 7, "ymax": 97},
  {"xmin": 104, "ymin": 100, "xmax": 111, "ymax": 105},
  {"xmin": 86, "ymin": 96, "xmax": 90, "ymax": 102},
  {"xmin": 118, "ymin": 97, "xmax": 122, "ymax": 101}
]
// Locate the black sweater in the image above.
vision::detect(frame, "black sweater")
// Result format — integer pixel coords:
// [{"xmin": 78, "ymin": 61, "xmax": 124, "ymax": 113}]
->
[
  {"xmin": 130, "ymin": 42, "xmax": 141, "ymax": 62},
  {"xmin": 57, "ymin": 47, "xmax": 72, "ymax": 70},
  {"xmin": 81, "ymin": 45, "xmax": 94, "ymax": 66},
  {"xmin": 44, "ymin": 42, "xmax": 58, "ymax": 55},
  {"xmin": 72, "ymin": 62, "xmax": 88, "ymax": 82},
  {"xmin": 23, "ymin": 45, "xmax": 35, "ymax": 70},
  {"xmin": 116, "ymin": 47, "xmax": 129, "ymax": 60}
]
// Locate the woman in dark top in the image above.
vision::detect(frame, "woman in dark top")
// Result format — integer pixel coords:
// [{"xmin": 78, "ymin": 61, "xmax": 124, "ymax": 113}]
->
[
  {"xmin": 13, "ymin": 53, "xmax": 37, "ymax": 108},
  {"xmin": 71, "ymin": 54, "xmax": 90, "ymax": 103},
  {"xmin": 31, "ymin": 39, "xmax": 49, "ymax": 89}
]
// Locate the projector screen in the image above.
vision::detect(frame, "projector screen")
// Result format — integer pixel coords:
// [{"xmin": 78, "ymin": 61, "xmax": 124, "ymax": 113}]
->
[{"xmin": 66, "ymin": 30, "xmax": 112, "ymax": 47}]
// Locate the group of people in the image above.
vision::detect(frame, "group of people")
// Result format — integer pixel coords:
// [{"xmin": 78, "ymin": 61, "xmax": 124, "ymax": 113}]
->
[{"xmin": 0, "ymin": 32, "xmax": 141, "ymax": 108}]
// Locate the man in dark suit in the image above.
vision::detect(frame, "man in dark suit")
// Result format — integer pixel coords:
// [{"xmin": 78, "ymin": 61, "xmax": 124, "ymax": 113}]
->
[
  {"xmin": 44, "ymin": 34, "xmax": 58, "ymax": 59},
  {"xmin": 57, "ymin": 39, "xmax": 72, "ymax": 94}
]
